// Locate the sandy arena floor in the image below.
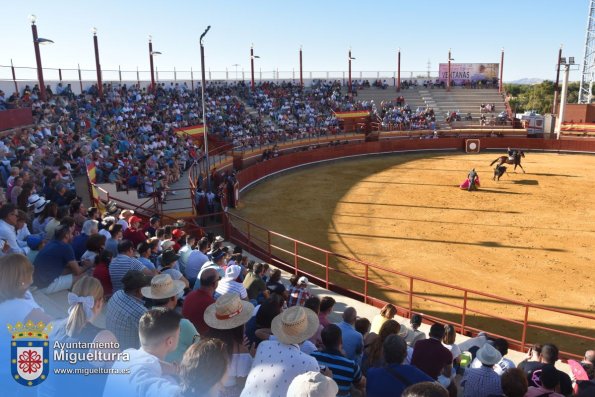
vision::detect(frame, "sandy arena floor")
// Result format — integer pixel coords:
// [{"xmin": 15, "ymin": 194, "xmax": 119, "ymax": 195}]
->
[{"xmin": 231, "ymin": 152, "xmax": 595, "ymax": 354}]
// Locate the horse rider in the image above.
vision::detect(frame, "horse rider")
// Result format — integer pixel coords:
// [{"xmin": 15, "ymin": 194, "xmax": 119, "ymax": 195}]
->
[
  {"xmin": 468, "ymin": 168, "xmax": 478, "ymax": 191},
  {"xmin": 507, "ymin": 147, "xmax": 515, "ymax": 161}
]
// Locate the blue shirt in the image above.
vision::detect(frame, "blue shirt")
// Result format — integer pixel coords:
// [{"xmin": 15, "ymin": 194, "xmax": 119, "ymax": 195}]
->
[
  {"xmin": 33, "ymin": 240, "xmax": 76, "ymax": 288},
  {"xmin": 311, "ymin": 348, "xmax": 362, "ymax": 397},
  {"xmin": 71, "ymin": 233, "xmax": 89, "ymax": 261},
  {"xmin": 366, "ymin": 364, "xmax": 433, "ymax": 397},
  {"xmin": 337, "ymin": 321, "xmax": 364, "ymax": 364}
]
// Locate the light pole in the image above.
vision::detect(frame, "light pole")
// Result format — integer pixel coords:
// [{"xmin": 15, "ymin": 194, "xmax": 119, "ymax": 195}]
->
[
  {"xmin": 553, "ymin": 45, "xmax": 563, "ymax": 114},
  {"xmin": 397, "ymin": 48, "xmax": 401, "ymax": 92},
  {"xmin": 148, "ymin": 35, "xmax": 161, "ymax": 92},
  {"xmin": 499, "ymin": 47, "xmax": 504, "ymax": 93},
  {"xmin": 348, "ymin": 49, "xmax": 356, "ymax": 94},
  {"xmin": 299, "ymin": 45, "xmax": 303, "ymax": 87},
  {"xmin": 92, "ymin": 27, "xmax": 103, "ymax": 98},
  {"xmin": 29, "ymin": 14, "xmax": 53, "ymax": 101},
  {"xmin": 555, "ymin": 56, "xmax": 576, "ymax": 140},
  {"xmin": 447, "ymin": 48, "xmax": 454, "ymax": 92},
  {"xmin": 200, "ymin": 26, "xmax": 211, "ymax": 188},
  {"xmin": 250, "ymin": 45, "xmax": 260, "ymax": 90}
]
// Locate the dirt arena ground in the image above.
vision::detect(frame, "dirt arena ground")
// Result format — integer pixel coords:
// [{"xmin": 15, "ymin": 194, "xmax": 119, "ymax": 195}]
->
[{"xmin": 231, "ymin": 152, "xmax": 595, "ymax": 354}]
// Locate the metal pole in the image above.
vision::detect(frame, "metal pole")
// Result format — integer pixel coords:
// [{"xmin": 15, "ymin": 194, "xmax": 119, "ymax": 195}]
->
[
  {"xmin": 31, "ymin": 22, "xmax": 47, "ymax": 101},
  {"xmin": 200, "ymin": 26, "xmax": 211, "ymax": 189},
  {"xmin": 10, "ymin": 59, "xmax": 18, "ymax": 94},
  {"xmin": 59, "ymin": 69, "xmax": 62, "ymax": 82},
  {"xmin": 93, "ymin": 31, "xmax": 103, "ymax": 98},
  {"xmin": 348, "ymin": 49, "xmax": 352, "ymax": 93},
  {"xmin": 499, "ymin": 47, "xmax": 504, "ymax": 93},
  {"xmin": 299, "ymin": 46, "xmax": 303, "ymax": 87},
  {"xmin": 190, "ymin": 67, "xmax": 194, "ymax": 91},
  {"xmin": 553, "ymin": 45, "xmax": 563, "ymax": 114},
  {"xmin": 555, "ymin": 63, "xmax": 570, "ymax": 140},
  {"xmin": 397, "ymin": 48, "xmax": 401, "ymax": 92},
  {"xmin": 149, "ymin": 39, "xmax": 155, "ymax": 92},
  {"xmin": 78, "ymin": 64, "xmax": 83, "ymax": 93},
  {"xmin": 447, "ymin": 48, "xmax": 451, "ymax": 92},
  {"xmin": 251, "ymin": 46, "xmax": 255, "ymax": 90}
]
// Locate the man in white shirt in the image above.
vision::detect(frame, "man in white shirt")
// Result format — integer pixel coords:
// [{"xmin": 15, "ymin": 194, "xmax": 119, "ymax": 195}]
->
[
  {"xmin": 241, "ymin": 306, "xmax": 320, "ymax": 397},
  {"xmin": 0, "ymin": 204, "xmax": 25, "ymax": 255},
  {"xmin": 215, "ymin": 264, "xmax": 248, "ymax": 300},
  {"xmin": 103, "ymin": 308, "xmax": 182, "ymax": 397}
]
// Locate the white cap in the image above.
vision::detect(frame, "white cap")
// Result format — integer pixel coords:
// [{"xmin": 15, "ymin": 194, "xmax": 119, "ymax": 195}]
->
[
  {"xmin": 298, "ymin": 276, "xmax": 309, "ymax": 285},
  {"xmin": 287, "ymin": 371, "xmax": 338, "ymax": 397}
]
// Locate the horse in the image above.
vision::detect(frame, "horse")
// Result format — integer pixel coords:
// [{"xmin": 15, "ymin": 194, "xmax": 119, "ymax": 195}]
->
[{"xmin": 490, "ymin": 150, "xmax": 525, "ymax": 173}]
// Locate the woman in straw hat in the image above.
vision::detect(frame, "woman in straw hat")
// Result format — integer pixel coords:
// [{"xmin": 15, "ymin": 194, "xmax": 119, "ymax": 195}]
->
[
  {"xmin": 241, "ymin": 306, "xmax": 321, "ymax": 397},
  {"xmin": 142, "ymin": 273, "xmax": 197, "ymax": 364},
  {"xmin": 204, "ymin": 293, "xmax": 255, "ymax": 397}
]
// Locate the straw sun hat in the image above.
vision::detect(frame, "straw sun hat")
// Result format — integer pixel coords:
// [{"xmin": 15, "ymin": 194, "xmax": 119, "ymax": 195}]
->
[
  {"xmin": 141, "ymin": 274, "xmax": 185, "ymax": 300},
  {"xmin": 204, "ymin": 293, "xmax": 254, "ymax": 330},
  {"xmin": 271, "ymin": 306, "xmax": 319, "ymax": 345}
]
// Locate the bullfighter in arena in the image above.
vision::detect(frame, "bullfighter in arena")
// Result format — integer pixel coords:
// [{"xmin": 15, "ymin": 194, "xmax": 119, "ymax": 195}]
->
[{"xmin": 467, "ymin": 168, "xmax": 479, "ymax": 191}]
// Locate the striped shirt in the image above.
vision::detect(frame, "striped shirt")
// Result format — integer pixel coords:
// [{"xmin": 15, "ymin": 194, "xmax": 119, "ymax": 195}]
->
[
  {"xmin": 311, "ymin": 349, "xmax": 362, "ymax": 397},
  {"xmin": 109, "ymin": 254, "xmax": 146, "ymax": 292},
  {"xmin": 287, "ymin": 286, "xmax": 311, "ymax": 307},
  {"xmin": 216, "ymin": 279, "xmax": 248, "ymax": 299}
]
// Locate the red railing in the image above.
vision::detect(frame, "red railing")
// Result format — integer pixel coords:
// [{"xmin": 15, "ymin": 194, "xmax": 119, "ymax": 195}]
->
[{"xmin": 224, "ymin": 212, "xmax": 594, "ymax": 360}]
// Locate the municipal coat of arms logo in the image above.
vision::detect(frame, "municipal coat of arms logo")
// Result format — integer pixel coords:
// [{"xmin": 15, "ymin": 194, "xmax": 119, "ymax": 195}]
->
[{"xmin": 7, "ymin": 320, "xmax": 52, "ymax": 387}]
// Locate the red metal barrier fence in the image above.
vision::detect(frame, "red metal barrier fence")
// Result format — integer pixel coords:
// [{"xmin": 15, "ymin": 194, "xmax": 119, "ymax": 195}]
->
[{"xmin": 224, "ymin": 137, "xmax": 595, "ymax": 359}]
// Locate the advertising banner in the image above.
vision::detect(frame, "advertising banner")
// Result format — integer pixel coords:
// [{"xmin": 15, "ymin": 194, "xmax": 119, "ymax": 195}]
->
[{"xmin": 438, "ymin": 63, "xmax": 499, "ymax": 84}]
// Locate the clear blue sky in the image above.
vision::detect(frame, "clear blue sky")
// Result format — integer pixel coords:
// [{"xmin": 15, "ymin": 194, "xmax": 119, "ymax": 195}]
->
[{"xmin": 0, "ymin": 0, "xmax": 587, "ymax": 82}]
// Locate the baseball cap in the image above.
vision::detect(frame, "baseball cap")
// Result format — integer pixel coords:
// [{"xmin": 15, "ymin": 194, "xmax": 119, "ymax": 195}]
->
[{"xmin": 298, "ymin": 276, "xmax": 309, "ymax": 285}]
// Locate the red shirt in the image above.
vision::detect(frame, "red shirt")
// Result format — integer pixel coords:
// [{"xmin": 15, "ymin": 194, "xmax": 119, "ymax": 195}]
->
[
  {"xmin": 92, "ymin": 262, "xmax": 113, "ymax": 298},
  {"xmin": 123, "ymin": 227, "xmax": 147, "ymax": 247},
  {"xmin": 182, "ymin": 289, "xmax": 215, "ymax": 336}
]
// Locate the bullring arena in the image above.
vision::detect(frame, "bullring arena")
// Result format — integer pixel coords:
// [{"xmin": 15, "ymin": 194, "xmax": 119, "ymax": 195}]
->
[{"xmin": 226, "ymin": 138, "xmax": 595, "ymax": 357}]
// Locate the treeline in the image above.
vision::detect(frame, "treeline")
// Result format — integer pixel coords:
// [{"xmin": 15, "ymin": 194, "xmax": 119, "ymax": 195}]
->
[{"xmin": 504, "ymin": 81, "xmax": 582, "ymax": 115}]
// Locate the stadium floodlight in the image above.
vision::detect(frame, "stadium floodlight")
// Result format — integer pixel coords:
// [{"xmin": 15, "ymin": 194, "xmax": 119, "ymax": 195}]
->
[
  {"xmin": 29, "ymin": 14, "xmax": 37, "ymax": 24},
  {"xmin": 150, "ymin": 51, "xmax": 162, "ymax": 56},
  {"xmin": 35, "ymin": 38, "xmax": 54, "ymax": 45},
  {"xmin": 569, "ymin": 57, "xmax": 575, "ymax": 65}
]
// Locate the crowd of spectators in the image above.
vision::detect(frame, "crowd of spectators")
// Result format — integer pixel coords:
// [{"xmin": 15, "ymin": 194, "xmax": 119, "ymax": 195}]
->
[
  {"xmin": 378, "ymin": 98, "xmax": 436, "ymax": 131},
  {"xmin": 1, "ymin": 214, "xmax": 593, "ymax": 397},
  {"xmin": 0, "ymin": 79, "xmax": 590, "ymax": 397}
]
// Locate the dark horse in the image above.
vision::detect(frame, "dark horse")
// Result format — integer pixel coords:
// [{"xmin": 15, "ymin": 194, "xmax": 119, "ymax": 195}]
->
[{"xmin": 490, "ymin": 150, "xmax": 525, "ymax": 173}]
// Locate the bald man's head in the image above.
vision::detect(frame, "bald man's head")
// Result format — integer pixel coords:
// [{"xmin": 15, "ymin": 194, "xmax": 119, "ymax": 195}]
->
[
  {"xmin": 343, "ymin": 307, "xmax": 357, "ymax": 324},
  {"xmin": 200, "ymin": 268, "xmax": 219, "ymax": 289},
  {"xmin": 585, "ymin": 350, "xmax": 595, "ymax": 365}
]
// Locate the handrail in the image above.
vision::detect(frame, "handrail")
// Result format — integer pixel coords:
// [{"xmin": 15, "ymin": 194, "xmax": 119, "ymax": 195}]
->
[{"xmin": 225, "ymin": 210, "xmax": 595, "ymax": 359}]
